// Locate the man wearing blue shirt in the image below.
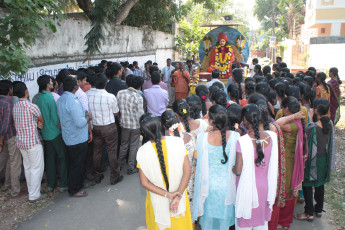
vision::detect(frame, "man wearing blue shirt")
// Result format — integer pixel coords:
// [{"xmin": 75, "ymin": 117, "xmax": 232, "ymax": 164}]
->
[{"xmin": 57, "ymin": 76, "xmax": 91, "ymax": 198}]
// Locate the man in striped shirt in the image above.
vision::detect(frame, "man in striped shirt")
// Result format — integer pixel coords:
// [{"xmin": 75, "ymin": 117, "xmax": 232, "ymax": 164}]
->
[
  {"xmin": 12, "ymin": 82, "xmax": 45, "ymax": 202},
  {"xmin": 117, "ymin": 75, "xmax": 144, "ymax": 175},
  {"xmin": 87, "ymin": 73, "xmax": 123, "ymax": 185}
]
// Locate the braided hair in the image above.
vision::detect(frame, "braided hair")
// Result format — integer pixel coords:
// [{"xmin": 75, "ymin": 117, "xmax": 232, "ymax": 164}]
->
[
  {"xmin": 245, "ymin": 81, "xmax": 256, "ymax": 97},
  {"xmin": 209, "ymin": 84, "xmax": 220, "ymax": 102},
  {"xmin": 313, "ymin": 98, "xmax": 331, "ymax": 135},
  {"xmin": 329, "ymin": 67, "xmax": 342, "ymax": 85},
  {"xmin": 316, "ymin": 72, "xmax": 329, "ymax": 93},
  {"xmin": 195, "ymin": 85, "xmax": 208, "ymax": 116},
  {"xmin": 299, "ymin": 82, "xmax": 314, "ymax": 107},
  {"xmin": 232, "ymin": 68, "xmax": 243, "ymax": 100},
  {"xmin": 242, "ymin": 104, "xmax": 265, "ymax": 166},
  {"xmin": 226, "ymin": 104, "xmax": 242, "ymax": 130},
  {"xmin": 186, "ymin": 95, "xmax": 202, "ymax": 119},
  {"xmin": 209, "ymin": 105, "xmax": 228, "ymax": 164},
  {"xmin": 227, "ymin": 83, "xmax": 240, "ymax": 104},
  {"xmin": 139, "ymin": 113, "xmax": 169, "ymax": 191},
  {"xmin": 161, "ymin": 110, "xmax": 181, "ymax": 137},
  {"xmin": 172, "ymin": 99, "xmax": 191, "ymax": 132},
  {"xmin": 303, "ymin": 76, "xmax": 314, "ymax": 88}
]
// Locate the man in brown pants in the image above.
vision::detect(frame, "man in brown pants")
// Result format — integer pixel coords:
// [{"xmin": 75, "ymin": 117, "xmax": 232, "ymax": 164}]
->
[
  {"xmin": 87, "ymin": 73, "xmax": 123, "ymax": 185},
  {"xmin": 0, "ymin": 80, "xmax": 22, "ymax": 198}
]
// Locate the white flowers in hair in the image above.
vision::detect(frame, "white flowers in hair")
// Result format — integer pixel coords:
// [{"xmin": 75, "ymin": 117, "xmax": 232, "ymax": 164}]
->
[{"xmin": 169, "ymin": 123, "xmax": 183, "ymax": 139}]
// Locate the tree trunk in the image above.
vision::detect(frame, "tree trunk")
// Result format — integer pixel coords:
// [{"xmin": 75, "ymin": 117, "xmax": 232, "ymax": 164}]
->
[
  {"xmin": 288, "ymin": 2, "xmax": 294, "ymax": 39},
  {"xmin": 76, "ymin": 0, "xmax": 94, "ymax": 18},
  {"xmin": 114, "ymin": 0, "xmax": 140, "ymax": 25}
]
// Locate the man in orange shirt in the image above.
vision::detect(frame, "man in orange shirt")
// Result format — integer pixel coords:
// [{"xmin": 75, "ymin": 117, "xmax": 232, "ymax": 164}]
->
[{"xmin": 171, "ymin": 62, "xmax": 190, "ymax": 100}]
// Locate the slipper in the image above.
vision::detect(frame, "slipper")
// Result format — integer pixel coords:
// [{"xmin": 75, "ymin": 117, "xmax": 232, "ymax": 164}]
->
[
  {"xmin": 295, "ymin": 213, "xmax": 314, "ymax": 222},
  {"xmin": 71, "ymin": 191, "xmax": 88, "ymax": 198}
]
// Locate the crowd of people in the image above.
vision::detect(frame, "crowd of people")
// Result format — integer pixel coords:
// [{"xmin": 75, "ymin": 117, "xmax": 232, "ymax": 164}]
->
[{"xmin": 0, "ymin": 57, "xmax": 342, "ymax": 230}]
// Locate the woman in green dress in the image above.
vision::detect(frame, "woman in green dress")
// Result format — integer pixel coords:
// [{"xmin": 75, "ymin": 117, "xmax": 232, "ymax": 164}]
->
[{"xmin": 295, "ymin": 98, "xmax": 335, "ymax": 221}]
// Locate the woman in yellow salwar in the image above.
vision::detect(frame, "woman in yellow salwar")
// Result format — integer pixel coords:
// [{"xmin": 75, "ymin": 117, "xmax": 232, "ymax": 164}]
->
[{"xmin": 137, "ymin": 113, "xmax": 193, "ymax": 230}]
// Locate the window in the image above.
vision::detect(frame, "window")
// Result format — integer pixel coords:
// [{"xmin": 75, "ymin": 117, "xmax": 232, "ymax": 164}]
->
[{"xmin": 321, "ymin": 28, "xmax": 326, "ymax": 34}]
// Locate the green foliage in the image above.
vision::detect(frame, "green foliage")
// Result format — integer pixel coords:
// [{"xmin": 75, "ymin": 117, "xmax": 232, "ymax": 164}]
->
[
  {"xmin": 0, "ymin": 0, "xmax": 64, "ymax": 78},
  {"xmin": 123, "ymin": 0, "xmax": 181, "ymax": 33}
]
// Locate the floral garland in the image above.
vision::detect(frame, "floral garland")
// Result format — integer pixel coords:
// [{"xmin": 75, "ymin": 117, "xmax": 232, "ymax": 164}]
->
[
  {"xmin": 189, "ymin": 75, "xmax": 199, "ymax": 87},
  {"xmin": 235, "ymin": 35, "xmax": 246, "ymax": 54},
  {"xmin": 214, "ymin": 45, "xmax": 232, "ymax": 75},
  {"xmin": 168, "ymin": 123, "xmax": 183, "ymax": 138}
]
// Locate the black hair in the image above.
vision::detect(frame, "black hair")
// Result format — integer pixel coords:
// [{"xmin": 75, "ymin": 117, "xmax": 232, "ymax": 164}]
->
[
  {"xmin": 303, "ymin": 76, "xmax": 314, "ymax": 87},
  {"xmin": 308, "ymin": 67, "xmax": 317, "ymax": 73},
  {"xmin": 51, "ymin": 77, "xmax": 57, "ymax": 89},
  {"xmin": 248, "ymin": 93, "xmax": 271, "ymax": 130},
  {"xmin": 269, "ymin": 79, "xmax": 278, "ymax": 89},
  {"xmin": 87, "ymin": 74, "xmax": 96, "ymax": 87},
  {"xmin": 213, "ymin": 90, "xmax": 228, "ymax": 107},
  {"xmin": 232, "ymin": 68, "xmax": 243, "ymax": 99},
  {"xmin": 63, "ymin": 76, "xmax": 78, "ymax": 92},
  {"xmin": 76, "ymin": 71, "xmax": 87, "ymax": 82},
  {"xmin": 106, "ymin": 63, "xmax": 122, "ymax": 79},
  {"xmin": 37, "ymin": 75, "xmax": 51, "ymax": 93},
  {"xmin": 263, "ymin": 65, "xmax": 271, "ymax": 76},
  {"xmin": 0, "ymin": 80, "xmax": 12, "ymax": 95},
  {"xmin": 281, "ymin": 96, "xmax": 307, "ymax": 154},
  {"xmin": 281, "ymin": 67, "xmax": 291, "ymax": 74},
  {"xmin": 186, "ymin": 95, "xmax": 202, "ymax": 119},
  {"xmin": 274, "ymin": 82, "xmax": 286, "ymax": 99},
  {"xmin": 126, "ymin": 74, "xmax": 136, "ymax": 88},
  {"xmin": 286, "ymin": 85, "xmax": 301, "ymax": 101},
  {"xmin": 283, "ymin": 77, "xmax": 293, "ymax": 87},
  {"xmin": 133, "ymin": 76, "xmax": 144, "ymax": 90},
  {"xmin": 299, "ymin": 82, "xmax": 315, "ymax": 107},
  {"xmin": 272, "ymin": 71, "xmax": 280, "ymax": 79},
  {"xmin": 139, "ymin": 113, "xmax": 169, "ymax": 191},
  {"xmin": 313, "ymin": 98, "xmax": 331, "ymax": 135},
  {"xmin": 255, "ymin": 82, "xmax": 270, "ymax": 98},
  {"xmin": 226, "ymin": 104, "xmax": 242, "ymax": 130},
  {"xmin": 296, "ymin": 71, "xmax": 305, "ymax": 79},
  {"xmin": 316, "ymin": 72, "xmax": 329, "ymax": 94},
  {"xmin": 254, "ymin": 76, "xmax": 265, "ymax": 83},
  {"xmin": 13, "ymin": 82, "xmax": 27, "ymax": 98},
  {"xmin": 293, "ymin": 77, "xmax": 302, "ymax": 85},
  {"xmin": 329, "ymin": 67, "xmax": 342, "ymax": 84},
  {"xmin": 245, "ymin": 77, "xmax": 255, "ymax": 83},
  {"xmin": 209, "ymin": 105, "xmax": 228, "ymax": 164},
  {"xmin": 252, "ymin": 58, "xmax": 258, "ymax": 64},
  {"xmin": 151, "ymin": 71, "xmax": 161, "ymax": 85},
  {"xmin": 161, "ymin": 110, "xmax": 181, "ymax": 137},
  {"xmin": 209, "ymin": 84, "xmax": 220, "ymax": 101},
  {"xmin": 265, "ymin": 73, "xmax": 273, "ymax": 82},
  {"xmin": 227, "ymin": 83, "xmax": 240, "ymax": 104},
  {"xmin": 254, "ymin": 64, "xmax": 262, "ymax": 74},
  {"xmin": 212, "ymin": 69, "xmax": 220, "ymax": 78},
  {"xmin": 279, "ymin": 62, "xmax": 287, "ymax": 70},
  {"xmin": 276, "ymin": 56, "xmax": 282, "ymax": 62},
  {"xmin": 95, "ymin": 66, "xmax": 104, "ymax": 74},
  {"xmin": 133, "ymin": 61, "xmax": 138, "ymax": 65},
  {"xmin": 212, "ymin": 81, "xmax": 225, "ymax": 91},
  {"xmin": 305, "ymin": 70, "xmax": 316, "ymax": 79},
  {"xmin": 172, "ymin": 99, "xmax": 191, "ymax": 132},
  {"xmin": 94, "ymin": 73, "xmax": 107, "ymax": 89},
  {"xmin": 195, "ymin": 85, "xmax": 208, "ymax": 116},
  {"xmin": 287, "ymin": 73, "xmax": 294, "ymax": 79},
  {"xmin": 273, "ymin": 64, "xmax": 279, "ymax": 70},
  {"xmin": 56, "ymin": 69, "xmax": 71, "ymax": 85},
  {"xmin": 268, "ymin": 90, "xmax": 277, "ymax": 106},
  {"xmin": 245, "ymin": 81, "xmax": 255, "ymax": 97},
  {"xmin": 128, "ymin": 64, "xmax": 134, "ymax": 70},
  {"xmin": 149, "ymin": 66, "xmax": 159, "ymax": 75},
  {"xmin": 241, "ymin": 104, "xmax": 265, "ymax": 166}
]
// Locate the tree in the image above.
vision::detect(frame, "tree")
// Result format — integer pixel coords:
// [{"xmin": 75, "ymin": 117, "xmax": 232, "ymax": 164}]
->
[{"xmin": 0, "ymin": 0, "xmax": 64, "ymax": 78}]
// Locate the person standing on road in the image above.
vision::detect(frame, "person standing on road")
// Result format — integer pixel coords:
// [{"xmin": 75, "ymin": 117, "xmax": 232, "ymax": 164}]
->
[
  {"xmin": 172, "ymin": 62, "xmax": 190, "ymax": 100},
  {"xmin": 0, "ymin": 80, "xmax": 22, "ymax": 198},
  {"xmin": 57, "ymin": 77, "xmax": 90, "ymax": 198},
  {"xmin": 12, "ymin": 82, "xmax": 45, "ymax": 202},
  {"xmin": 161, "ymin": 58, "xmax": 175, "ymax": 106},
  {"xmin": 35, "ymin": 75, "xmax": 68, "ymax": 193},
  {"xmin": 137, "ymin": 113, "xmax": 192, "ymax": 230}
]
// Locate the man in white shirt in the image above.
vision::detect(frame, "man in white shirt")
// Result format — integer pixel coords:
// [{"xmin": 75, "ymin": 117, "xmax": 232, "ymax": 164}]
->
[
  {"xmin": 161, "ymin": 58, "xmax": 175, "ymax": 106},
  {"xmin": 205, "ymin": 69, "xmax": 225, "ymax": 89},
  {"xmin": 248, "ymin": 58, "xmax": 259, "ymax": 78},
  {"xmin": 87, "ymin": 73, "xmax": 123, "ymax": 185}
]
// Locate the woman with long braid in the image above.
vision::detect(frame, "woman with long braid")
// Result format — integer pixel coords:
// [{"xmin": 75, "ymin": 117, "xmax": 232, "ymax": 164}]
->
[
  {"xmin": 172, "ymin": 99, "xmax": 192, "ymax": 133},
  {"xmin": 136, "ymin": 113, "xmax": 192, "ymax": 230},
  {"xmin": 161, "ymin": 110, "xmax": 197, "ymax": 220},
  {"xmin": 186, "ymin": 95, "xmax": 209, "ymax": 135},
  {"xmin": 233, "ymin": 104, "xmax": 279, "ymax": 230},
  {"xmin": 314, "ymin": 72, "xmax": 330, "ymax": 102},
  {"xmin": 193, "ymin": 105, "xmax": 240, "ymax": 230}
]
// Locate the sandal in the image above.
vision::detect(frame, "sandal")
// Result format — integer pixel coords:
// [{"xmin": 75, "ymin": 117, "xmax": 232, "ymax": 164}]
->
[
  {"xmin": 315, "ymin": 212, "xmax": 322, "ymax": 218},
  {"xmin": 71, "ymin": 191, "xmax": 88, "ymax": 198},
  {"xmin": 295, "ymin": 213, "xmax": 314, "ymax": 222},
  {"xmin": 277, "ymin": 224, "xmax": 289, "ymax": 229}
]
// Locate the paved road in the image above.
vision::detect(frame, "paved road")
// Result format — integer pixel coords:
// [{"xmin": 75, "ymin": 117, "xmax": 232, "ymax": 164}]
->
[{"xmin": 18, "ymin": 168, "xmax": 336, "ymax": 230}]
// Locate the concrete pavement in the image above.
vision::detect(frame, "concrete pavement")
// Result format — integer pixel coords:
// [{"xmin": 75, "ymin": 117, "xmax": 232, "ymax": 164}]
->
[{"xmin": 18, "ymin": 168, "xmax": 336, "ymax": 230}]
